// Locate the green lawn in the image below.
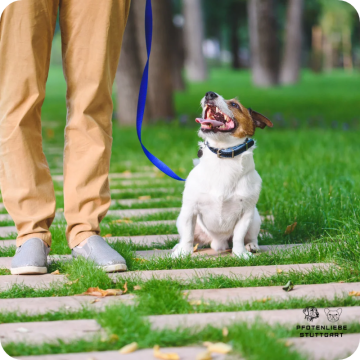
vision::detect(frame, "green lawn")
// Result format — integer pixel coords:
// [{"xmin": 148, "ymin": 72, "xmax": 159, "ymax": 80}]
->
[{"xmin": 1, "ymin": 66, "xmax": 360, "ymax": 358}]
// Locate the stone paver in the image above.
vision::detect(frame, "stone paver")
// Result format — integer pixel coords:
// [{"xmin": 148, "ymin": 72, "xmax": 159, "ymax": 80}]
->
[
  {"xmin": 0, "ymin": 203, "xmax": 4, "ymax": 210},
  {"xmin": 0, "ymin": 234, "xmax": 181, "ymax": 249},
  {"xmin": 113, "ymin": 263, "xmax": 330, "ymax": 281},
  {"xmin": 110, "ymin": 187, "xmax": 177, "ymax": 195},
  {"xmin": 0, "ymin": 295, "xmax": 134, "ymax": 315},
  {"xmin": 18, "ymin": 347, "xmax": 227, "ymax": 360},
  {"xmin": 0, "ymin": 319, "xmax": 103, "ymax": 344},
  {"xmin": 289, "ymin": 334, "xmax": 360, "ymax": 360},
  {"xmin": 110, "ymin": 198, "xmax": 181, "ymax": 206},
  {"xmin": 53, "ymin": 172, "xmax": 158, "ymax": 182},
  {"xmin": 0, "ymin": 226, "xmax": 16, "ymax": 237},
  {"xmin": 0, "ymin": 274, "xmax": 67, "ymax": 290},
  {"xmin": 0, "ymin": 264, "xmax": 331, "ymax": 290},
  {"xmin": 186, "ymin": 281, "xmax": 360, "ymax": 303},
  {"xmin": 149, "ymin": 306, "xmax": 360, "ymax": 330},
  {"xmin": 107, "ymin": 207, "xmax": 180, "ymax": 217}
]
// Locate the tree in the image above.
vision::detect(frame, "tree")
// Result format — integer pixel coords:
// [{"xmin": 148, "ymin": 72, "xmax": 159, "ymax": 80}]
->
[
  {"xmin": 248, "ymin": 0, "xmax": 280, "ymax": 87},
  {"xmin": 116, "ymin": 4, "xmax": 147, "ymax": 125},
  {"xmin": 183, "ymin": 0, "xmax": 208, "ymax": 81},
  {"xmin": 280, "ymin": 0, "xmax": 304, "ymax": 84}
]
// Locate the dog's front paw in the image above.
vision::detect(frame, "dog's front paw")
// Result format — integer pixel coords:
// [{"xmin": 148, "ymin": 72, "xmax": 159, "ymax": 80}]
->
[
  {"xmin": 233, "ymin": 250, "xmax": 253, "ymax": 260},
  {"xmin": 245, "ymin": 243, "xmax": 260, "ymax": 253},
  {"xmin": 172, "ymin": 243, "xmax": 193, "ymax": 258}
]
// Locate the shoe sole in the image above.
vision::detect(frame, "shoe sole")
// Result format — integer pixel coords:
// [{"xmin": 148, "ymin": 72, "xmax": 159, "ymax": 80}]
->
[
  {"xmin": 10, "ymin": 266, "xmax": 47, "ymax": 275},
  {"xmin": 100, "ymin": 264, "xmax": 127, "ymax": 273}
]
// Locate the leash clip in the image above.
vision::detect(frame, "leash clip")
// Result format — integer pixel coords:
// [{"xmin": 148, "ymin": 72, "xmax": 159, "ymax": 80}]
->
[{"xmin": 217, "ymin": 149, "xmax": 222, "ymax": 158}]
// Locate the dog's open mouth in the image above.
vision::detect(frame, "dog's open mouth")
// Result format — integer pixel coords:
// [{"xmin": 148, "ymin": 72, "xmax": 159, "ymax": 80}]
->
[{"xmin": 196, "ymin": 105, "xmax": 236, "ymax": 132}]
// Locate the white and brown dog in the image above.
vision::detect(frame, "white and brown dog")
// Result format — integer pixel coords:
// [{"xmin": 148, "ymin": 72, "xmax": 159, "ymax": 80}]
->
[{"xmin": 172, "ymin": 91, "xmax": 273, "ymax": 259}]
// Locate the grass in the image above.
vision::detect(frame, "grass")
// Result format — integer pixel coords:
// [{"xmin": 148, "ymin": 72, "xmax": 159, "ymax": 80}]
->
[{"xmin": 1, "ymin": 66, "xmax": 360, "ymax": 357}]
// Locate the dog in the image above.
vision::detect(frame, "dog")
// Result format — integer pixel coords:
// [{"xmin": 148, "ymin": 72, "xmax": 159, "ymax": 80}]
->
[
  {"xmin": 303, "ymin": 307, "xmax": 320, "ymax": 322},
  {"xmin": 172, "ymin": 91, "xmax": 273, "ymax": 259},
  {"xmin": 324, "ymin": 308, "xmax": 342, "ymax": 322}
]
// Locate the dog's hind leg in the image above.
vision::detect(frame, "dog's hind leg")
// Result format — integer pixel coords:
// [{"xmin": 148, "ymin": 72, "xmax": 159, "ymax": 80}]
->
[{"xmin": 244, "ymin": 207, "xmax": 261, "ymax": 253}]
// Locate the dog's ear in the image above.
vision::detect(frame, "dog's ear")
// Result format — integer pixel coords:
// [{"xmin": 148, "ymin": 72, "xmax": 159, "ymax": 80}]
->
[
  {"xmin": 337, "ymin": 308, "xmax": 342, "ymax": 315},
  {"xmin": 303, "ymin": 308, "xmax": 308, "ymax": 315},
  {"xmin": 248, "ymin": 108, "xmax": 273, "ymax": 129},
  {"xmin": 324, "ymin": 308, "xmax": 330, "ymax": 315}
]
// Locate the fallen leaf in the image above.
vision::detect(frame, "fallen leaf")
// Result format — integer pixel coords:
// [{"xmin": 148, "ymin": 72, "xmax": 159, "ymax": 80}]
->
[
  {"xmin": 277, "ymin": 269, "xmax": 283, "ymax": 274},
  {"xmin": 134, "ymin": 285, "xmax": 142, "ymax": 291},
  {"xmin": 206, "ymin": 342, "xmax": 232, "ymax": 354},
  {"xmin": 90, "ymin": 299, "xmax": 100, "ymax": 304},
  {"xmin": 66, "ymin": 278, "xmax": 80, "ymax": 286},
  {"xmin": 284, "ymin": 340, "xmax": 293, "ymax": 347},
  {"xmin": 189, "ymin": 300, "xmax": 202, "ymax": 306},
  {"xmin": 134, "ymin": 258, "xmax": 148, "ymax": 263},
  {"xmin": 203, "ymin": 341, "xmax": 213, "ymax": 347},
  {"xmin": 285, "ymin": 222, "xmax": 297, "ymax": 235},
  {"xmin": 257, "ymin": 297, "xmax": 271, "ymax": 303},
  {"xmin": 282, "ymin": 280, "xmax": 294, "ymax": 292},
  {"xmin": 119, "ymin": 342, "xmax": 138, "ymax": 354},
  {"xmin": 121, "ymin": 170, "xmax": 132, "ymax": 177},
  {"xmin": 349, "ymin": 291, "xmax": 360, "ymax": 296},
  {"xmin": 46, "ymin": 128, "xmax": 54, "ymax": 139},
  {"xmin": 138, "ymin": 195, "xmax": 151, "ymax": 200},
  {"xmin": 80, "ymin": 287, "xmax": 123, "ymax": 297},
  {"xmin": 222, "ymin": 327, "xmax": 229, "ymax": 337},
  {"xmin": 153, "ymin": 345, "xmax": 180, "ymax": 360},
  {"xmin": 193, "ymin": 243, "xmax": 199, "ymax": 252},
  {"xmin": 123, "ymin": 282, "xmax": 128, "ymax": 294},
  {"xmin": 51, "ymin": 270, "xmax": 61, "ymax": 275},
  {"xmin": 57, "ymin": 208, "xmax": 64, "ymax": 213},
  {"xmin": 112, "ymin": 219, "xmax": 133, "ymax": 224},
  {"xmin": 109, "ymin": 334, "xmax": 119, "ymax": 342},
  {"xmin": 104, "ymin": 234, "xmax": 112, "ymax": 238},
  {"xmin": 196, "ymin": 350, "xmax": 212, "ymax": 360}
]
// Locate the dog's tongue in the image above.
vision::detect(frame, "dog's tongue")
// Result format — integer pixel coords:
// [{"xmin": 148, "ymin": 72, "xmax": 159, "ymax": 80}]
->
[{"xmin": 196, "ymin": 118, "xmax": 224, "ymax": 127}]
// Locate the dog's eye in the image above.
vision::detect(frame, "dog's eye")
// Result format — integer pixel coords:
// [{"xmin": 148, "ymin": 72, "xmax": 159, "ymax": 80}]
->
[{"xmin": 231, "ymin": 102, "xmax": 240, "ymax": 109}]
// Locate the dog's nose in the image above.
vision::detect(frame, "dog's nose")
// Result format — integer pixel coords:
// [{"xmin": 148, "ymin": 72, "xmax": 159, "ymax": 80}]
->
[{"xmin": 205, "ymin": 91, "xmax": 218, "ymax": 101}]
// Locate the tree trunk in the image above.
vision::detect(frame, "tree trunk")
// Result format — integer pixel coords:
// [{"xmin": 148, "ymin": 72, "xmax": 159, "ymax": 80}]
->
[
  {"xmin": 248, "ymin": 0, "xmax": 280, "ymax": 87},
  {"xmin": 183, "ymin": 0, "xmax": 208, "ymax": 81},
  {"xmin": 172, "ymin": 24, "xmax": 186, "ymax": 91},
  {"xmin": 230, "ymin": 2, "xmax": 241, "ymax": 69},
  {"xmin": 342, "ymin": 28, "xmax": 353, "ymax": 71},
  {"xmin": 116, "ymin": 3, "xmax": 147, "ymax": 125},
  {"xmin": 311, "ymin": 26, "xmax": 323, "ymax": 73},
  {"xmin": 280, "ymin": 0, "xmax": 304, "ymax": 84},
  {"xmin": 133, "ymin": 0, "xmax": 175, "ymax": 121}
]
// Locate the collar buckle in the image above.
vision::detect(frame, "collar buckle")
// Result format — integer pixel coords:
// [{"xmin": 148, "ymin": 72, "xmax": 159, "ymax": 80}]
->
[{"xmin": 217, "ymin": 149, "xmax": 222, "ymax": 158}]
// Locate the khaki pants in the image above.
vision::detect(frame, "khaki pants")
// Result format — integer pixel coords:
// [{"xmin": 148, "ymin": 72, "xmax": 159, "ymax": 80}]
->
[{"xmin": 0, "ymin": 0, "xmax": 130, "ymax": 248}]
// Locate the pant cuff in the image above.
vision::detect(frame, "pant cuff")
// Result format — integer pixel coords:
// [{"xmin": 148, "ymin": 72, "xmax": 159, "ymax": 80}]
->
[
  {"xmin": 69, "ymin": 231, "xmax": 99, "ymax": 249},
  {"xmin": 16, "ymin": 233, "xmax": 52, "ymax": 248}
]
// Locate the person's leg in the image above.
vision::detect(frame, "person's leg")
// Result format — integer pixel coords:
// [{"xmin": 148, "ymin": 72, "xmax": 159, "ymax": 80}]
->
[
  {"xmin": 0, "ymin": 0, "xmax": 59, "ymax": 274},
  {"xmin": 60, "ymin": 0, "xmax": 130, "ymax": 271}
]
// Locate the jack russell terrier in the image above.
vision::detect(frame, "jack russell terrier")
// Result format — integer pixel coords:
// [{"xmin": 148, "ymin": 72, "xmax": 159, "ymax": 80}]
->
[{"xmin": 172, "ymin": 91, "xmax": 273, "ymax": 259}]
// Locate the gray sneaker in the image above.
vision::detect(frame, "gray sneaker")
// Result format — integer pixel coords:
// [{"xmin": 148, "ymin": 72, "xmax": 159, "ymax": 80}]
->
[
  {"xmin": 71, "ymin": 235, "xmax": 127, "ymax": 273},
  {"xmin": 11, "ymin": 238, "xmax": 50, "ymax": 275}
]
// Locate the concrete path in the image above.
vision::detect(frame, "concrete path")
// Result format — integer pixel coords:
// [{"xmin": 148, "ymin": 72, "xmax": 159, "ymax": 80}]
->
[
  {"xmin": 149, "ymin": 306, "xmax": 360, "ymax": 330},
  {"xmin": 0, "ymin": 264, "xmax": 330, "ymax": 290},
  {"xmin": 18, "ymin": 347, "xmax": 227, "ymax": 360},
  {"xmin": 186, "ymin": 282, "xmax": 360, "ymax": 303},
  {"xmin": 114, "ymin": 263, "xmax": 331, "ymax": 281},
  {"xmin": 289, "ymin": 334, "xmax": 360, "ymax": 360},
  {"xmin": 0, "ymin": 319, "xmax": 103, "ymax": 344},
  {"xmin": 0, "ymin": 225, "xmax": 16, "ymax": 237},
  {"xmin": 110, "ymin": 198, "xmax": 181, "ymax": 206},
  {"xmin": 0, "ymin": 295, "xmax": 135, "ymax": 315},
  {"xmin": 107, "ymin": 207, "xmax": 180, "ymax": 217}
]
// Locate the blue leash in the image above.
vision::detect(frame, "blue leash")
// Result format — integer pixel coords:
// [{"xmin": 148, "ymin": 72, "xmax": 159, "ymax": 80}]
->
[{"xmin": 136, "ymin": 0, "xmax": 186, "ymax": 182}]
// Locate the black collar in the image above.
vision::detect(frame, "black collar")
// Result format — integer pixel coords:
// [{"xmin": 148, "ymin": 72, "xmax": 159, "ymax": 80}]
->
[{"xmin": 205, "ymin": 138, "xmax": 255, "ymax": 158}]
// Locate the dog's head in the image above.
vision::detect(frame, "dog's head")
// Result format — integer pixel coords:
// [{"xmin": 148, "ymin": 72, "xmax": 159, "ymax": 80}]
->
[
  {"xmin": 303, "ymin": 307, "xmax": 320, "ymax": 321},
  {"xmin": 324, "ymin": 308, "xmax": 342, "ymax": 322},
  {"xmin": 196, "ymin": 91, "xmax": 273, "ymax": 141}
]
